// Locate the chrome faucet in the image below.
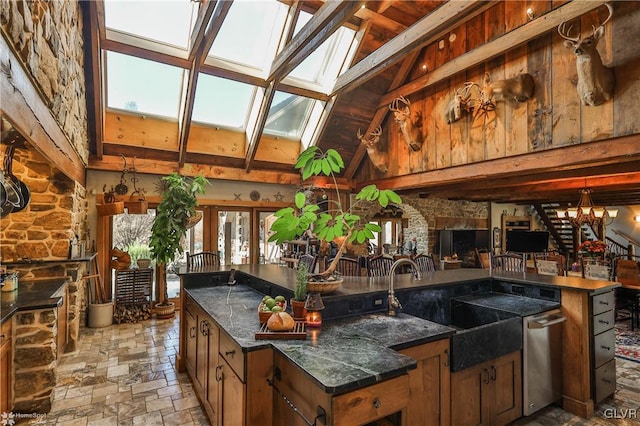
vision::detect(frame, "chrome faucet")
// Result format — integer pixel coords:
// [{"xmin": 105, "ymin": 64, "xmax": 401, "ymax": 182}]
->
[{"xmin": 388, "ymin": 258, "xmax": 422, "ymax": 316}]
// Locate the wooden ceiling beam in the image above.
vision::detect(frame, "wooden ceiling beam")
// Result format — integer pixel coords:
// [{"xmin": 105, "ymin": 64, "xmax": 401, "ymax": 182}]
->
[
  {"xmin": 333, "ymin": 0, "xmax": 497, "ymax": 96},
  {"xmin": 0, "ymin": 35, "xmax": 85, "ymax": 185},
  {"xmin": 89, "ymin": 155, "xmax": 302, "ymax": 186},
  {"xmin": 379, "ymin": 0, "xmax": 607, "ymax": 107},
  {"xmin": 82, "ymin": 0, "xmax": 104, "ymax": 160},
  {"xmin": 361, "ymin": 135, "xmax": 640, "ymax": 193},
  {"xmin": 268, "ymin": 0, "xmax": 365, "ymax": 83},
  {"xmin": 188, "ymin": 0, "xmax": 219, "ymax": 62},
  {"xmin": 245, "ymin": 82, "xmax": 276, "ymax": 172},
  {"xmin": 177, "ymin": 0, "xmax": 232, "ymax": 167}
]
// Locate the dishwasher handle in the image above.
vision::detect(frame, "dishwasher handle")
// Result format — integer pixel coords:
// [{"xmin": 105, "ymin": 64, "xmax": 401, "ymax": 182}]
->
[{"xmin": 527, "ymin": 314, "xmax": 566, "ymax": 329}]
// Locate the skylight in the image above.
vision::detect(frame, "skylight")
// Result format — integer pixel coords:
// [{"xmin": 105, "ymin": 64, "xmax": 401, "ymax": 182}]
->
[
  {"xmin": 207, "ymin": 0, "xmax": 288, "ymax": 72},
  {"xmin": 104, "ymin": 0, "xmax": 196, "ymax": 49},
  {"xmin": 264, "ymin": 92, "xmax": 316, "ymax": 140},
  {"xmin": 192, "ymin": 74, "xmax": 255, "ymax": 129},
  {"xmin": 285, "ymin": 10, "xmax": 357, "ymax": 93},
  {"xmin": 106, "ymin": 51, "xmax": 184, "ymax": 119}
]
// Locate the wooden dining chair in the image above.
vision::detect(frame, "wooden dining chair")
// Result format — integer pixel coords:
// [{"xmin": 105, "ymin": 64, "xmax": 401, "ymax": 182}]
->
[
  {"xmin": 367, "ymin": 255, "xmax": 395, "ymax": 277},
  {"xmin": 490, "ymin": 252, "xmax": 525, "ymax": 273},
  {"xmin": 534, "ymin": 253, "xmax": 566, "ymax": 276},
  {"xmin": 581, "ymin": 257, "xmax": 612, "ymax": 281},
  {"xmin": 186, "ymin": 251, "xmax": 219, "ymax": 269},
  {"xmin": 413, "ymin": 253, "xmax": 436, "ymax": 274},
  {"xmin": 474, "ymin": 248, "xmax": 490, "ymax": 269},
  {"xmin": 614, "ymin": 258, "xmax": 640, "ymax": 330},
  {"xmin": 329, "ymin": 256, "xmax": 363, "ymax": 276},
  {"xmin": 297, "ymin": 254, "xmax": 317, "ymax": 274}
]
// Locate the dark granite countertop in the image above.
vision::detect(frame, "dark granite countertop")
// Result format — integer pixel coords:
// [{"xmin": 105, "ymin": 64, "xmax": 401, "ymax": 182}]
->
[
  {"xmin": 178, "ymin": 264, "xmax": 620, "ymax": 296},
  {"xmin": 185, "ymin": 285, "xmax": 455, "ymax": 394},
  {"xmin": 0, "ymin": 279, "xmax": 68, "ymax": 324},
  {"xmin": 452, "ymin": 292, "xmax": 561, "ymax": 316}
]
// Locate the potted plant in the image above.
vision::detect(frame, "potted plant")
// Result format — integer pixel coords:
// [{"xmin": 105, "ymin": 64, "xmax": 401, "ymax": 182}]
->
[
  {"xmin": 291, "ymin": 263, "xmax": 309, "ymax": 319},
  {"xmin": 269, "ymin": 146, "xmax": 401, "ymax": 291},
  {"xmin": 150, "ymin": 172, "xmax": 208, "ymax": 318}
]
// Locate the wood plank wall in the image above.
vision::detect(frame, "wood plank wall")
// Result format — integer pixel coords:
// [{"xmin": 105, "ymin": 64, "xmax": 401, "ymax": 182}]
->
[{"xmin": 359, "ymin": 1, "xmax": 640, "ymax": 182}]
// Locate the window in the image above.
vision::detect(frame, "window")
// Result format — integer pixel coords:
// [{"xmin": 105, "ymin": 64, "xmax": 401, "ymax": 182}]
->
[
  {"xmin": 192, "ymin": 74, "xmax": 256, "ymax": 129},
  {"xmin": 106, "ymin": 52, "xmax": 184, "ymax": 119}
]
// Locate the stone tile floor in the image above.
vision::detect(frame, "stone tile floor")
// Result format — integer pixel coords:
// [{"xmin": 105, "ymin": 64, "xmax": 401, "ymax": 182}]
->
[{"xmin": 12, "ymin": 314, "xmax": 640, "ymax": 425}]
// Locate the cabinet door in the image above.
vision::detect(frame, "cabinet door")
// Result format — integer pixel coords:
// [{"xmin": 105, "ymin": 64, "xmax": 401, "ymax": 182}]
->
[
  {"xmin": 220, "ymin": 356, "xmax": 245, "ymax": 426},
  {"xmin": 400, "ymin": 338, "xmax": 451, "ymax": 426},
  {"xmin": 0, "ymin": 320, "xmax": 12, "ymax": 414},
  {"xmin": 196, "ymin": 315, "xmax": 208, "ymax": 391},
  {"xmin": 184, "ymin": 307, "xmax": 197, "ymax": 377},
  {"xmin": 491, "ymin": 351, "xmax": 522, "ymax": 426},
  {"xmin": 207, "ymin": 322, "xmax": 221, "ymax": 424},
  {"xmin": 451, "ymin": 364, "xmax": 487, "ymax": 426}
]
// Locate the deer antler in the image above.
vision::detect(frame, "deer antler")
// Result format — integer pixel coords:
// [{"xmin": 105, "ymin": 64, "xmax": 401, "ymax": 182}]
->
[
  {"xmin": 558, "ymin": 22, "xmax": 579, "ymax": 42},
  {"xmin": 389, "ymin": 95, "xmax": 410, "ymax": 112}
]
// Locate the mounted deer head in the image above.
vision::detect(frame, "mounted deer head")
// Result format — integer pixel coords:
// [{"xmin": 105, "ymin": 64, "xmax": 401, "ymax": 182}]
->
[
  {"xmin": 389, "ymin": 96, "xmax": 423, "ymax": 151},
  {"xmin": 444, "ymin": 83, "xmax": 474, "ymax": 124},
  {"xmin": 446, "ymin": 73, "xmax": 535, "ymax": 123},
  {"xmin": 357, "ymin": 127, "xmax": 388, "ymax": 174},
  {"xmin": 558, "ymin": 3, "xmax": 615, "ymax": 106}
]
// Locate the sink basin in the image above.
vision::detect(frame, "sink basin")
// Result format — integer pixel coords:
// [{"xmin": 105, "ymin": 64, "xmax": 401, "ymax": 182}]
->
[{"xmin": 448, "ymin": 301, "xmax": 522, "ymax": 372}]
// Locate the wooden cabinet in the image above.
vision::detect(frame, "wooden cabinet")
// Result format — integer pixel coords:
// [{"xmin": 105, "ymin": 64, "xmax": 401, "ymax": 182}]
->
[
  {"xmin": 1, "ymin": 319, "xmax": 13, "ymax": 413},
  {"xmin": 451, "ymin": 351, "xmax": 522, "ymax": 426},
  {"xmin": 272, "ymin": 351, "xmax": 409, "ymax": 426},
  {"xmin": 184, "ymin": 295, "xmax": 272, "ymax": 426},
  {"xmin": 591, "ymin": 291, "xmax": 616, "ymax": 403},
  {"xmin": 399, "ymin": 338, "xmax": 450, "ymax": 426},
  {"xmin": 561, "ymin": 288, "xmax": 616, "ymax": 418}
]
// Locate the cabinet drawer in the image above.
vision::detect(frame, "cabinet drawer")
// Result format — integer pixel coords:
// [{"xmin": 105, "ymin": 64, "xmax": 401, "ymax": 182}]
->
[
  {"xmin": 184, "ymin": 296, "xmax": 196, "ymax": 316},
  {"xmin": 219, "ymin": 331, "xmax": 244, "ymax": 382},
  {"xmin": 332, "ymin": 374, "xmax": 409, "ymax": 426},
  {"xmin": 0, "ymin": 320, "xmax": 10, "ymax": 350},
  {"xmin": 592, "ymin": 291, "xmax": 614, "ymax": 316},
  {"xmin": 594, "ymin": 359, "xmax": 616, "ymax": 403},
  {"xmin": 592, "ymin": 309, "xmax": 615, "ymax": 335},
  {"xmin": 593, "ymin": 328, "xmax": 615, "ymax": 368}
]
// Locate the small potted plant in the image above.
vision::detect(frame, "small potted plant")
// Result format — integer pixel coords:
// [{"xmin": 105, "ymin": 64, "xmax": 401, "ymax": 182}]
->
[
  {"xmin": 269, "ymin": 146, "xmax": 400, "ymax": 292},
  {"xmin": 150, "ymin": 172, "xmax": 208, "ymax": 318},
  {"xmin": 291, "ymin": 263, "xmax": 309, "ymax": 319}
]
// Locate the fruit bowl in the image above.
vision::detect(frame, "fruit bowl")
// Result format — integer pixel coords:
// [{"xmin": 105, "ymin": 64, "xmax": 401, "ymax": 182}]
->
[{"xmin": 258, "ymin": 300, "xmax": 287, "ymax": 324}]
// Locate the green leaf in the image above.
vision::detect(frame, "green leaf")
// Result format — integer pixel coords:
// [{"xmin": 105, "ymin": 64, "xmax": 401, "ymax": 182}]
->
[
  {"xmin": 378, "ymin": 191, "xmax": 389, "ymax": 207},
  {"xmin": 385, "ymin": 190, "xmax": 402, "ymax": 204},
  {"xmin": 295, "ymin": 192, "xmax": 306, "ymax": 208},
  {"xmin": 321, "ymin": 158, "xmax": 332, "ymax": 176},
  {"xmin": 326, "ymin": 149, "xmax": 344, "ymax": 169}
]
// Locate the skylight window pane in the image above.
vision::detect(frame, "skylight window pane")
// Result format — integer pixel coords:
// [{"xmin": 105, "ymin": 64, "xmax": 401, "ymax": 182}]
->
[
  {"xmin": 208, "ymin": 0, "xmax": 287, "ymax": 70},
  {"xmin": 106, "ymin": 51, "xmax": 183, "ymax": 119},
  {"xmin": 264, "ymin": 92, "xmax": 314, "ymax": 139},
  {"xmin": 104, "ymin": 0, "xmax": 195, "ymax": 49},
  {"xmin": 287, "ymin": 11, "xmax": 357, "ymax": 90},
  {"xmin": 192, "ymin": 74, "xmax": 255, "ymax": 129}
]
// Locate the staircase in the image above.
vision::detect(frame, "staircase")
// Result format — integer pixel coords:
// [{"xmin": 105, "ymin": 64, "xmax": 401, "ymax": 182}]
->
[{"xmin": 532, "ymin": 204, "xmax": 575, "ymax": 256}]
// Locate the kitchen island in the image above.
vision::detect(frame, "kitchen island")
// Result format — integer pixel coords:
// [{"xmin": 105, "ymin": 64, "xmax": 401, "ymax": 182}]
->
[{"xmin": 178, "ymin": 265, "xmax": 620, "ymax": 425}]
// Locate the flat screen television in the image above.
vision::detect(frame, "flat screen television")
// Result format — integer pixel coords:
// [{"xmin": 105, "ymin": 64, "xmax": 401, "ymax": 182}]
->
[{"xmin": 505, "ymin": 230, "xmax": 550, "ymax": 253}]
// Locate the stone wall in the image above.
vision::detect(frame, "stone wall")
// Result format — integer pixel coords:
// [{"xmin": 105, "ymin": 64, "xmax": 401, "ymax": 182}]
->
[
  {"xmin": 0, "ymin": 147, "xmax": 87, "ymax": 262},
  {"xmin": 12, "ymin": 307, "xmax": 59, "ymax": 413},
  {"xmin": 403, "ymin": 195, "xmax": 489, "ymax": 256},
  {"xmin": 0, "ymin": 0, "xmax": 88, "ymax": 162}
]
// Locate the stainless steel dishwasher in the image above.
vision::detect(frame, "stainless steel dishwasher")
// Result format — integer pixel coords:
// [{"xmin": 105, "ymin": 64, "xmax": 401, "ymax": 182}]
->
[{"xmin": 523, "ymin": 308, "xmax": 566, "ymax": 416}]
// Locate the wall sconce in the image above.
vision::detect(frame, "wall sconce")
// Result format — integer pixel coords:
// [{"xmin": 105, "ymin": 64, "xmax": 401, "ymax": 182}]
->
[
  {"xmin": 304, "ymin": 292, "xmax": 324, "ymax": 328},
  {"xmin": 634, "ymin": 215, "xmax": 640, "ymax": 223}
]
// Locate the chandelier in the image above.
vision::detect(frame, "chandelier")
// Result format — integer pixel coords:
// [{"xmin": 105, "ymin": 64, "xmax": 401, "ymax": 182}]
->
[{"xmin": 556, "ymin": 188, "xmax": 618, "ymax": 227}]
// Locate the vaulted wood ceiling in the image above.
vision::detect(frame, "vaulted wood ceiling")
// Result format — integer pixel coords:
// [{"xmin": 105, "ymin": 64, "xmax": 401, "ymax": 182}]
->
[{"xmin": 84, "ymin": 0, "xmax": 640, "ymax": 207}]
